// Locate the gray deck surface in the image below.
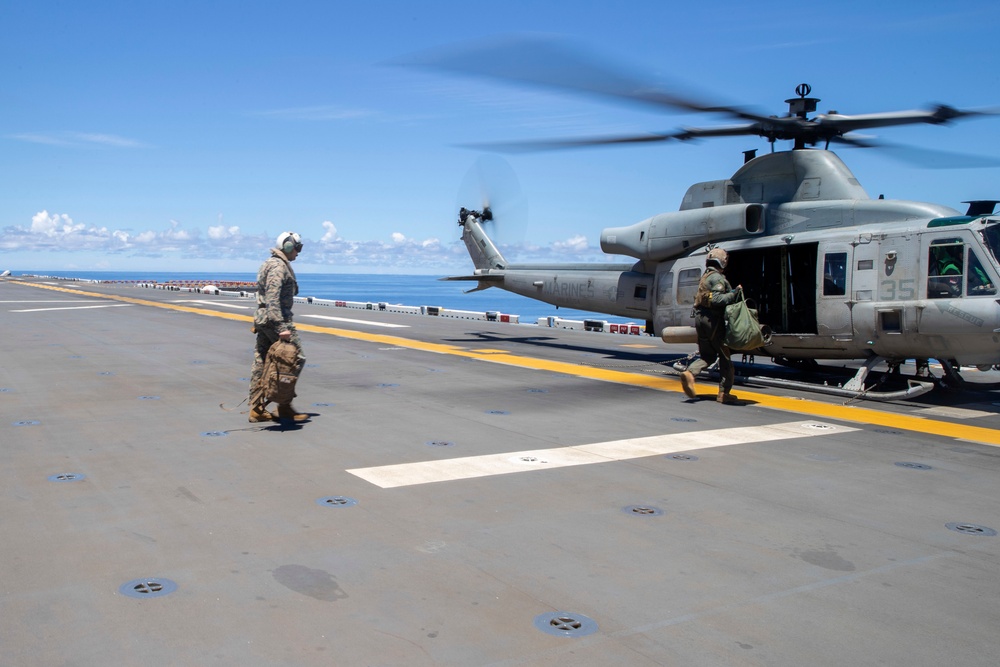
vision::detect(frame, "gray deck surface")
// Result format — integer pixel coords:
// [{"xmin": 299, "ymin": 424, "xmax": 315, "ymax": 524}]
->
[{"xmin": 2, "ymin": 276, "xmax": 999, "ymax": 666}]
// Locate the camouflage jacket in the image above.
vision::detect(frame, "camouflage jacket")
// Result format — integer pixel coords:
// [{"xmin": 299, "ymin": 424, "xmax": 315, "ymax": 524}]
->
[
  {"xmin": 694, "ymin": 268, "xmax": 739, "ymax": 311},
  {"xmin": 255, "ymin": 249, "xmax": 298, "ymax": 332}
]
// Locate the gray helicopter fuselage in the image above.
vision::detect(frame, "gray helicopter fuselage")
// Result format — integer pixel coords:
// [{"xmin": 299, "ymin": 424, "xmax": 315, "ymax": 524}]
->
[{"xmin": 452, "ymin": 150, "xmax": 1000, "ymax": 366}]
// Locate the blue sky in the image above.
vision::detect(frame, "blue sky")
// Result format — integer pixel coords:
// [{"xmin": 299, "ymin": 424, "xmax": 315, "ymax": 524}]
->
[{"xmin": 2, "ymin": 0, "xmax": 999, "ymax": 274}]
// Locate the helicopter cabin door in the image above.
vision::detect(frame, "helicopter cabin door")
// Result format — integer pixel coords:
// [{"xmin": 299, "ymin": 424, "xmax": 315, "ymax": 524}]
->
[
  {"xmin": 816, "ymin": 242, "xmax": 853, "ymax": 341},
  {"xmin": 726, "ymin": 242, "xmax": 818, "ymax": 337}
]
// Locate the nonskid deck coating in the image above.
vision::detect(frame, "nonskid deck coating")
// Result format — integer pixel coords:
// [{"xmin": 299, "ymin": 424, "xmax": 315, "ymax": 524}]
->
[{"xmin": 2, "ymin": 276, "xmax": 999, "ymax": 666}]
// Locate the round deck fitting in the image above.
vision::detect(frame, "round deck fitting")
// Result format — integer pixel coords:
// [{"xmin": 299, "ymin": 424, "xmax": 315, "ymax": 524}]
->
[
  {"xmin": 316, "ymin": 496, "xmax": 358, "ymax": 508},
  {"xmin": 48, "ymin": 473, "xmax": 86, "ymax": 482},
  {"xmin": 946, "ymin": 522, "xmax": 996, "ymax": 536},
  {"xmin": 623, "ymin": 505, "xmax": 664, "ymax": 516},
  {"xmin": 510, "ymin": 455, "xmax": 548, "ymax": 465},
  {"xmin": 119, "ymin": 578, "xmax": 178, "ymax": 599},
  {"xmin": 533, "ymin": 611, "xmax": 599, "ymax": 638}
]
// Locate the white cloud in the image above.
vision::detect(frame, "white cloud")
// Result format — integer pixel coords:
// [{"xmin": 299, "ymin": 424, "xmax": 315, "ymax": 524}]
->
[
  {"xmin": 31, "ymin": 210, "xmax": 84, "ymax": 236},
  {"xmin": 320, "ymin": 221, "xmax": 339, "ymax": 243},
  {"xmin": 208, "ymin": 225, "xmax": 240, "ymax": 240},
  {"xmin": 552, "ymin": 234, "xmax": 590, "ymax": 253},
  {"xmin": 3, "ymin": 211, "xmax": 617, "ymax": 272},
  {"xmin": 9, "ymin": 132, "xmax": 147, "ymax": 148}
]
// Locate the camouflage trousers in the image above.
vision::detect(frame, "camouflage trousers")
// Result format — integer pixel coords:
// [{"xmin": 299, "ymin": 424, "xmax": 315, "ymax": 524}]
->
[
  {"xmin": 687, "ymin": 309, "xmax": 734, "ymax": 392},
  {"xmin": 249, "ymin": 324, "xmax": 305, "ymax": 408}
]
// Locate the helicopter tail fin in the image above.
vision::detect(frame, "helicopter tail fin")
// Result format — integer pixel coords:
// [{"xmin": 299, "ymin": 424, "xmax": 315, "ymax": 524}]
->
[{"xmin": 459, "ymin": 208, "xmax": 507, "ymax": 270}]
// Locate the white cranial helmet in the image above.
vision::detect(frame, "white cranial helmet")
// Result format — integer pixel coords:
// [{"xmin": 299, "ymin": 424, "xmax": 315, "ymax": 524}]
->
[{"xmin": 277, "ymin": 232, "xmax": 303, "ymax": 254}]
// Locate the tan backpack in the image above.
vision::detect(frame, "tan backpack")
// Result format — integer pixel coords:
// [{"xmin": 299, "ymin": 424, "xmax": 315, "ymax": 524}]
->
[{"xmin": 262, "ymin": 340, "xmax": 300, "ymax": 405}]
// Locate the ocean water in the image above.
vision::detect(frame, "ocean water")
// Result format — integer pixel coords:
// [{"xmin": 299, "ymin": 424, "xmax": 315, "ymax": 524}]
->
[{"xmin": 16, "ymin": 270, "xmax": 638, "ymax": 324}]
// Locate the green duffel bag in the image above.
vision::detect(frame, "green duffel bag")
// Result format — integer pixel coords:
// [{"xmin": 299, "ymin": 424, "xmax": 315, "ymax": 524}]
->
[{"xmin": 724, "ymin": 295, "xmax": 769, "ymax": 351}]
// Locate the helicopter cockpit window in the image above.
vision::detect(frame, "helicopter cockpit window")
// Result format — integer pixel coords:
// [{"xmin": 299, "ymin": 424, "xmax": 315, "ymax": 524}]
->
[
  {"xmin": 967, "ymin": 250, "xmax": 996, "ymax": 295},
  {"xmin": 677, "ymin": 269, "xmax": 701, "ymax": 305},
  {"xmin": 927, "ymin": 239, "xmax": 964, "ymax": 299},
  {"xmin": 822, "ymin": 252, "xmax": 847, "ymax": 296},
  {"xmin": 982, "ymin": 223, "xmax": 1000, "ymax": 264}
]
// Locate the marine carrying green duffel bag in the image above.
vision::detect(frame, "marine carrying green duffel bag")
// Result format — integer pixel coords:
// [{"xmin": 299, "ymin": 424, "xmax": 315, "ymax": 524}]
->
[{"xmin": 724, "ymin": 295, "xmax": 769, "ymax": 351}]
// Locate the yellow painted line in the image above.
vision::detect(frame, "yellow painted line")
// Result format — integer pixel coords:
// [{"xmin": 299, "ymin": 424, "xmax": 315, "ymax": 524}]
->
[{"xmin": 16, "ymin": 280, "xmax": 1000, "ymax": 446}]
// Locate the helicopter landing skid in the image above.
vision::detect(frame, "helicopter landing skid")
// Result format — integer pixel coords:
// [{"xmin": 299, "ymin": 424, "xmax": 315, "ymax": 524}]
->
[
  {"xmin": 673, "ymin": 354, "xmax": 934, "ymax": 401},
  {"xmin": 739, "ymin": 374, "xmax": 934, "ymax": 402}
]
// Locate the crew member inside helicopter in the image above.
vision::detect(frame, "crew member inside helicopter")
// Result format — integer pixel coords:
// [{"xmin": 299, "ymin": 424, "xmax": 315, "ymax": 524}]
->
[{"xmin": 928, "ymin": 243, "xmax": 963, "ymax": 298}]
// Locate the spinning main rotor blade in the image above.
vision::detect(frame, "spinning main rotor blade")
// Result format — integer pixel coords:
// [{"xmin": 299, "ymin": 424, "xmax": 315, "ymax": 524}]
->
[
  {"xmin": 396, "ymin": 34, "xmax": 1000, "ymax": 157},
  {"xmin": 831, "ymin": 135, "xmax": 1000, "ymax": 169},
  {"xmin": 816, "ymin": 105, "xmax": 1000, "ymax": 134},
  {"xmin": 396, "ymin": 34, "xmax": 769, "ymax": 124},
  {"xmin": 461, "ymin": 124, "xmax": 764, "ymax": 153}
]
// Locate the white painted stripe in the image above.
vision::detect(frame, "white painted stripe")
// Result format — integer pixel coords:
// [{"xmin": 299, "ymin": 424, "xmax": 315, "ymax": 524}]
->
[
  {"xmin": 175, "ymin": 300, "xmax": 251, "ymax": 310},
  {"xmin": 348, "ymin": 421, "xmax": 856, "ymax": 489},
  {"xmin": 300, "ymin": 313, "xmax": 410, "ymax": 329},
  {"xmin": 914, "ymin": 405, "xmax": 995, "ymax": 420},
  {"xmin": 0, "ymin": 300, "xmax": 108, "ymax": 303},
  {"xmin": 10, "ymin": 304, "xmax": 134, "ymax": 313}
]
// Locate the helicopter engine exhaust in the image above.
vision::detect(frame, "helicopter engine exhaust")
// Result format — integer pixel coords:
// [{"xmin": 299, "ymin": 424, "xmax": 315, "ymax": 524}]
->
[{"xmin": 601, "ymin": 203, "xmax": 764, "ymax": 262}]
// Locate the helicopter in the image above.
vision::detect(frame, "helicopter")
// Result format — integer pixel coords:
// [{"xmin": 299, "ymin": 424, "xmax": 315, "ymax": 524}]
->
[{"xmin": 401, "ymin": 36, "xmax": 1000, "ymax": 399}]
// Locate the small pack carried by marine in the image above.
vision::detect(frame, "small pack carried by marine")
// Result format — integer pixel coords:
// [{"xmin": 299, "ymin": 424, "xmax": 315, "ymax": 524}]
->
[{"xmin": 262, "ymin": 340, "xmax": 300, "ymax": 405}]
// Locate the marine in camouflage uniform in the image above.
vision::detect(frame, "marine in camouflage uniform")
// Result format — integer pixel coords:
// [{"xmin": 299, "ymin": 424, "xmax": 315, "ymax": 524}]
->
[
  {"xmin": 248, "ymin": 232, "xmax": 308, "ymax": 422},
  {"xmin": 680, "ymin": 247, "xmax": 743, "ymax": 404}
]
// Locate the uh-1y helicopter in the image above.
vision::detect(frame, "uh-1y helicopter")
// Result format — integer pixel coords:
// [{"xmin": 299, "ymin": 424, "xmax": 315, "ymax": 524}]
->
[{"xmin": 404, "ymin": 37, "xmax": 1000, "ymax": 399}]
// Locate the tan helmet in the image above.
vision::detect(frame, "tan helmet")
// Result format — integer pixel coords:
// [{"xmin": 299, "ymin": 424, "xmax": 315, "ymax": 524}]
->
[{"xmin": 707, "ymin": 247, "xmax": 729, "ymax": 269}]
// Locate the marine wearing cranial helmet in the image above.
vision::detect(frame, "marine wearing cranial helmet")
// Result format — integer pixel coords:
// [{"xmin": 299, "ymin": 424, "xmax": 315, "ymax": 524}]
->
[
  {"xmin": 680, "ymin": 246, "xmax": 743, "ymax": 404},
  {"xmin": 247, "ymin": 232, "xmax": 309, "ymax": 423}
]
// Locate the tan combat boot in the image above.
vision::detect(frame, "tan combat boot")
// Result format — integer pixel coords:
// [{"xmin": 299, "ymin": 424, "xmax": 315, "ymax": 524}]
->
[
  {"xmin": 249, "ymin": 406, "xmax": 275, "ymax": 423},
  {"xmin": 277, "ymin": 404, "xmax": 309, "ymax": 422},
  {"xmin": 679, "ymin": 371, "xmax": 697, "ymax": 399},
  {"xmin": 717, "ymin": 390, "xmax": 738, "ymax": 405}
]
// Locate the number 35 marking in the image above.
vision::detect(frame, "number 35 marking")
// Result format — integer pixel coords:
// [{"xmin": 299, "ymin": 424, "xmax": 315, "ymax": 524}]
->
[{"xmin": 880, "ymin": 278, "xmax": 916, "ymax": 300}]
